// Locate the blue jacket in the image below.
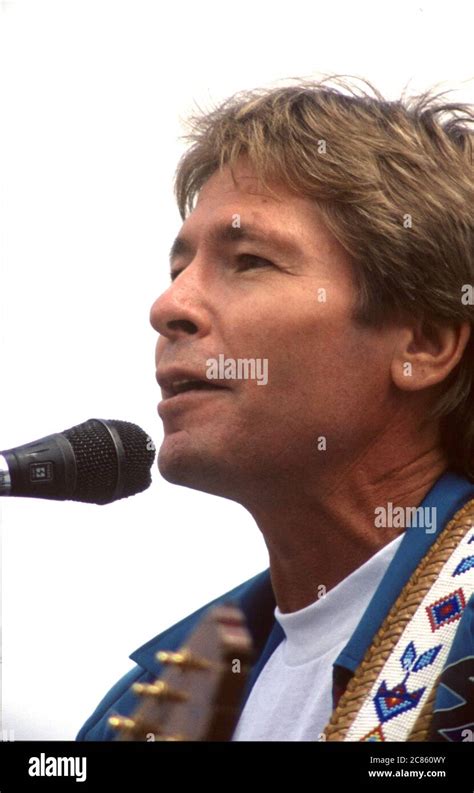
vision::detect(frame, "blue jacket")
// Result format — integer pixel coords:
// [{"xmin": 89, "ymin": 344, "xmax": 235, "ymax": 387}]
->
[{"xmin": 77, "ymin": 471, "xmax": 474, "ymax": 741}]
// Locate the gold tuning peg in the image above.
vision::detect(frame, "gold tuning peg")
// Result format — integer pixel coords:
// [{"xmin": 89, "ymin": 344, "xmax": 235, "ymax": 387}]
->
[
  {"xmin": 132, "ymin": 681, "xmax": 189, "ymax": 702},
  {"xmin": 156, "ymin": 647, "xmax": 212, "ymax": 671},
  {"xmin": 108, "ymin": 714, "xmax": 164, "ymax": 740},
  {"xmin": 108, "ymin": 715, "xmax": 137, "ymax": 732}
]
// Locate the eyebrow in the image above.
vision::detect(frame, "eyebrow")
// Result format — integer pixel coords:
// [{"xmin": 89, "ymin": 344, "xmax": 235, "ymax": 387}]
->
[{"xmin": 168, "ymin": 222, "xmax": 301, "ymax": 267}]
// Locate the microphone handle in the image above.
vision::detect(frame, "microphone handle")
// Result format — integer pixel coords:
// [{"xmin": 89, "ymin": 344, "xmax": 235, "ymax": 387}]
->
[{"xmin": 0, "ymin": 432, "xmax": 77, "ymax": 500}]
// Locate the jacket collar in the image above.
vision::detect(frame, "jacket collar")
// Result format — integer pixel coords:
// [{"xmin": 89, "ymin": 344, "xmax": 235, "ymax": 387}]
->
[
  {"xmin": 129, "ymin": 566, "xmax": 277, "ymax": 675},
  {"xmin": 333, "ymin": 470, "xmax": 474, "ymax": 675}
]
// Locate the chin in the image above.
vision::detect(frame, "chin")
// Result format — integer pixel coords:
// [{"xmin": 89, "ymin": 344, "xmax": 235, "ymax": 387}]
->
[{"xmin": 157, "ymin": 435, "xmax": 239, "ymax": 499}]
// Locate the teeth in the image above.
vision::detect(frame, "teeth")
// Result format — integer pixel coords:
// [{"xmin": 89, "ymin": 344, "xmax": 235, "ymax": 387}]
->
[
  {"xmin": 171, "ymin": 379, "xmax": 204, "ymax": 394},
  {"xmin": 172, "ymin": 379, "xmax": 195, "ymax": 388}
]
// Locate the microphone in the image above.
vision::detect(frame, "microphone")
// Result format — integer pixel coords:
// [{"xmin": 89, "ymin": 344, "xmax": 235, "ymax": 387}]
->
[{"xmin": 0, "ymin": 418, "xmax": 156, "ymax": 505}]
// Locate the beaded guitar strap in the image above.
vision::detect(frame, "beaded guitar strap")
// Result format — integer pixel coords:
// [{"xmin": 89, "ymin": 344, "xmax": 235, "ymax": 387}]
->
[{"xmin": 322, "ymin": 497, "xmax": 474, "ymax": 742}]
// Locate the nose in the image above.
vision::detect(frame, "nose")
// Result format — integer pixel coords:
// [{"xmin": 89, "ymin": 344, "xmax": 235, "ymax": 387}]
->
[{"xmin": 149, "ymin": 273, "xmax": 209, "ymax": 340}]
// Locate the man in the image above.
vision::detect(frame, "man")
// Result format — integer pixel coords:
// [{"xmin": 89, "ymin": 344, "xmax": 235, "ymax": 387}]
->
[{"xmin": 77, "ymin": 77, "xmax": 474, "ymax": 742}]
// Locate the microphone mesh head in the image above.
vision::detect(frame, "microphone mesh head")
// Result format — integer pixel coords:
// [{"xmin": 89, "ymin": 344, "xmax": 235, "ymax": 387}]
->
[{"xmin": 63, "ymin": 418, "xmax": 155, "ymax": 504}]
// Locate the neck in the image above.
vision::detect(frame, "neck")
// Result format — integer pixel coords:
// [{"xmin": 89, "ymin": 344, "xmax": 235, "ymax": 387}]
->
[{"xmin": 244, "ymin": 419, "xmax": 449, "ymax": 613}]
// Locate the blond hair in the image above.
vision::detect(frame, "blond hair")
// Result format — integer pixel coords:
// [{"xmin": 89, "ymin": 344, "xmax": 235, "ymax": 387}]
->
[{"xmin": 173, "ymin": 76, "xmax": 474, "ymax": 480}]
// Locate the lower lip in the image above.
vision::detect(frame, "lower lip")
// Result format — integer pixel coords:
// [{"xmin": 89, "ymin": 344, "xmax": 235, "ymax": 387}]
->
[{"xmin": 157, "ymin": 387, "xmax": 228, "ymax": 415}]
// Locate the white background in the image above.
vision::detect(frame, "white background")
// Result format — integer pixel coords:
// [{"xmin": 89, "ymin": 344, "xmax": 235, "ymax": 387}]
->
[{"xmin": 0, "ymin": 0, "xmax": 472, "ymax": 739}]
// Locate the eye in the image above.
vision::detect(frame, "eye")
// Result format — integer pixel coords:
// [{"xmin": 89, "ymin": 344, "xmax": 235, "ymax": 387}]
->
[
  {"xmin": 169, "ymin": 254, "xmax": 273, "ymax": 282},
  {"xmin": 236, "ymin": 254, "xmax": 273, "ymax": 271}
]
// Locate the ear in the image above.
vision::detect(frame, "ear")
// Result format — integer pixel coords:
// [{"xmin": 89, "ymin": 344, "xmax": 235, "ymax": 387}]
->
[{"xmin": 390, "ymin": 319, "xmax": 471, "ymax": 392}]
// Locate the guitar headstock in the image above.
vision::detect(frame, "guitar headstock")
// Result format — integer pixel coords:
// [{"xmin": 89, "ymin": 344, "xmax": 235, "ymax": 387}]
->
[{"xmin": 108, "ymin": 602, "xmax": 254, "ymax": 741}]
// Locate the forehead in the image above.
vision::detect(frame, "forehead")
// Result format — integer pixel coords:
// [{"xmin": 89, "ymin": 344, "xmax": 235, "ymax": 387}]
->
[
  {"xmin": 172, "ymin": 159, "xmax": 353, "ymax": 273},
  {"xmin": 180, "ymin": 160, "xmax": 330, "ymax": 248},
  {"xmin": 170, "ymin": 164, "xmax": 293, "ymax": 259}
]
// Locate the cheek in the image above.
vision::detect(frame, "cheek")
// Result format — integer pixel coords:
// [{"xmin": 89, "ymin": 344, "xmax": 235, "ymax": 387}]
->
[
  {"xmin": 260, "ymin": 320, "xmax": 389, "ymax": 414},
  {"xmin": 226, "ymin": 286, "xmax": 386, "ymax": 396}
]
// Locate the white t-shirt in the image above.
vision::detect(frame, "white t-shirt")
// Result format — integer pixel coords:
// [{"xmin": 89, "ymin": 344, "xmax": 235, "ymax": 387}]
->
[{"xmin": 232, "ymin": 534, "xmax": 403, "ymax": 741}]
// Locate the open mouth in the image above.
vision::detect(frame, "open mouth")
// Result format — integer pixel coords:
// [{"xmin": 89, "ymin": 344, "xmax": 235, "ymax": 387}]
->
[{"xmin": 166, "ymin": 379, "xmax": 227, "ymax": 398}]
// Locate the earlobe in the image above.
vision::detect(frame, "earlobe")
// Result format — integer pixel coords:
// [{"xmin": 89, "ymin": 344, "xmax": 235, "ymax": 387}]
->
[
  {"xmin": 391, "ymin": 355, "xmax": 425, "ymax": 392},
  {"xmin": 391, "ymin": 321, "xmax": 471, "ymax": 394}
]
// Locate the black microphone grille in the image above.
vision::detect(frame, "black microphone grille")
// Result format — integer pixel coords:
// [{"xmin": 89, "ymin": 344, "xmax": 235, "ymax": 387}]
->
[{"xmin": 62, "ymin": 418, "xmax": 156, "ymax": 504}]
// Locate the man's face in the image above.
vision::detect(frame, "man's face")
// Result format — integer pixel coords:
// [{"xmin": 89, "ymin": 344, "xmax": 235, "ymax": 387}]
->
[{"xmin": 150, "ymin": 158, "xmax": 399, "ymax": 503}]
